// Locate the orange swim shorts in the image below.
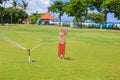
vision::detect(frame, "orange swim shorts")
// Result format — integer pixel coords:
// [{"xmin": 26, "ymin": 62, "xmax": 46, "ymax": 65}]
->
[{"xmin": 58, "ymin": 43, "xmax": 66, "ymax": 54}]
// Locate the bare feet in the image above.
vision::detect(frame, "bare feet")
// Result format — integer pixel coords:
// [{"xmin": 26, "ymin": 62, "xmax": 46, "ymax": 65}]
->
[
  {"xmin": 58, "ymin": 57, "xmax": 60, "ymax": 60},
  {"xmin": 61, "ymin": 58, "xmax": 64, "ymax": 60}
]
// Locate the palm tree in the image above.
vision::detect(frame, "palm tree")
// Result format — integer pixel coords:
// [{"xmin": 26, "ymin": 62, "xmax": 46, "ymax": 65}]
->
[
  {"xmin": 5, "ymin": 7, "xmax": 14, "ymax": 23},
  {"xmin": 0, "ymin": 0, "xmax": 9, "ymax": 25},
  {"xmin": 12, "ymin": 0, "xmax": 17, "ymax": 8},
  {"xmin": 22, "ymin": 0, "xmax": 28, "ymax": 11}
]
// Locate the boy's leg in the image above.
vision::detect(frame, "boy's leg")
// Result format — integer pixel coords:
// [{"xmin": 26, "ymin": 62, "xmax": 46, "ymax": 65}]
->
[
  {"xmin": 58, "ymin": 44, "xmax": 62, "ymax": 59},
  {"xmin": 61, "ymin": 44, "xmax": 65, "ymax": 59},
  {"xmin": 58, "ymin": 53, "xmax": 60, "ymax": 59},
  {"xmin": 61, "ymin": 54, "xmax": 65, "ymax": 60}
]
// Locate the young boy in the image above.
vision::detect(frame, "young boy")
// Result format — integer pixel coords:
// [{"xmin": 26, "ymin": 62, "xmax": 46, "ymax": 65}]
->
[{"xmin": 58, "ymin": 27, "xmax": 68, "ymax": 60}]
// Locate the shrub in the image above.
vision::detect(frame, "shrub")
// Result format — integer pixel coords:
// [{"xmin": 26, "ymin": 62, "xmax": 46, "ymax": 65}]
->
[
  {"xmin": 112, "ymin": 24, "xmax": 118, "ymax": 29},
  {"xmin": 85, "ymin": 24, "xmax": 90, "ymax": 28}
]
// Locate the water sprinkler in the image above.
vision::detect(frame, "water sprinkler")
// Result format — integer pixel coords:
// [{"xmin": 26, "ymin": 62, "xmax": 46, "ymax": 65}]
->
[{"xmin": 27, "ymin": 48, "xmax": 31, "ymax": 63}]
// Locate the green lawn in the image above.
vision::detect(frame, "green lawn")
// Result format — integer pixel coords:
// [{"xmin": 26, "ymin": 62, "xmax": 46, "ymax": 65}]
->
[{"xmin": 0, "ymin": 24, "xmax": 120, "ymax": 80}]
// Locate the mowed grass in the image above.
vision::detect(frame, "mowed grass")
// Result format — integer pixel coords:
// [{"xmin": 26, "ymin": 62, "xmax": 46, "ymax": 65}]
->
[{"xmin": 0, "ymin": 24, "xmax": 120, "ymax": 80}]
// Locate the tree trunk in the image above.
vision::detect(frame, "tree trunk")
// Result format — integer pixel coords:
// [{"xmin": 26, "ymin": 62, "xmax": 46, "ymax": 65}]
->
[
  {"xmin": 104, "ymin": 13, "xmax": 107, "ymax": 24},
  {"xmin": 79, "ymin": 18, "xmax": 82, "ymax": 28},
  {"xmin": 79, "ymin": 14, "xmax": 82, "ymax": 28},
  {"xmin": 76, "ymin": 17, "xmax": 79, "ymax": 27},
  {"xmin": 10, "ymin": 14, "xmax": 13, "ymax": 24},
  {"xmin": 59, "ymin": 16, "xmax": 61, "ymax": 26},
  {"xmin": 1, "ymin": 14, "xmax": 4, "ymax": 25}
]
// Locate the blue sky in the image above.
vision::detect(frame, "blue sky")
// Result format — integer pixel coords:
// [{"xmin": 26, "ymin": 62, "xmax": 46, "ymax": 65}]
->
[{"xmin": 6, "ymin": 0, "xmax": 120, "ymax": 22}]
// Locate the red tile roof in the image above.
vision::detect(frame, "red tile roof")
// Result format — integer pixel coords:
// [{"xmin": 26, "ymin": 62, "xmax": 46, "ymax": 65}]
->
[{"xmin": 40, "ymin": 13, "xmax": 54, "ymax": 20}]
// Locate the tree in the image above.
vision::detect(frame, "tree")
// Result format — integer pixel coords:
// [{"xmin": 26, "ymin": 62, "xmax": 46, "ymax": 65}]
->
[
  {"xmin": 4, "ymin": 7, "xmax": 15, "ymax": 23},
  {"xmin": 0, "ymin": 0, "xmax": 9, "ymax": 25},
  {"xmin": 102, "ymin": 0, "xmax": 120, "ymax": 20},
  {"xmin": 48, "ymin": 1, "xmax": 65, "ymax": 26},
  {"xmin": 4, "ymin": 7, "xmax": 28, "ymax": 24},
  {"xmin": 0, "ymin": 0, "xmax": 2, "ymax": 3},
  {"xmin": 87, "ymin": 12, "xmax": 105, "ymax": 23},
  {"xmin": 12, "ymin": 0, "xmax": 17, "ymax": 8},
  {"xmin": 89, "ymin": 0, "xmax": 116, "ymax": 24},
  {"xmin": 18, "ymin": 9, "xmax": 28, "ymax": 24},
  {"xmin": 29, "ymin": 13, "xmax": 43, "ymax": 24},
  {"xmin": 13, "ymin": 9, "xmax": 27, "ymax": 23},
  {"xmin": 64, "ymin": 0, "xmax": 88, "ymax": 27},
  {"xmin": 0, "ymin": 6, "xmax": 4, "ymax": 25},
  {"xmin": 22, "ymin": 0, "xmax": 28, "ymax": 11}
]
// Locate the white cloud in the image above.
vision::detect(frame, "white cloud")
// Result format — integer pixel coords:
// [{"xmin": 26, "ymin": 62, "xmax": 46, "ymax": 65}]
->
[
  {"xmin": 4, "ymin": 0, "xmax": 52, "ymax": 15},
  {"xmin": 3, "ymin": 0, "xmax": 13, "ymax": 7},
  {"xmin": 26, "ymin": 0, "xmax": 51, "ymax": 15}
]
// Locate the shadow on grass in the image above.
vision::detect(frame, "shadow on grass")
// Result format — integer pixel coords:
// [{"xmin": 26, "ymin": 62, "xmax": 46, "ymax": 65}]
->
[
  {"xmin": 32, "ymin": 60, "xmax": 36, "ymax": 62},
  {"xmin": 64, "ymin": 57, "xmax": 74, "ymax": 61}
]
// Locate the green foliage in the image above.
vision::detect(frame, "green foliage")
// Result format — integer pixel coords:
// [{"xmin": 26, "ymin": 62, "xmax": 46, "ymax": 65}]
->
[
  {"xmin": 48, "ymin": 1, "xmax": 65, "ymax": 25},
  {"xmin": 112, "ymin": 24, "xmax": 118, "ymax": 29},
  {"xmin": 90, "ymin": 0, "xmax": 103, "ymax": 12},
  {"xmin": 87, "ymin": 12, "xmax": 105, "ymax": 23},
  {"xmin": 64, "ymin": 0, "xmax": 88, "ymax": 27},
  {"xmin": 22, "ymin": 0, "xmax": 28, "ymax": 11},
  {"xmin": 112, "ymin": 0, "xmax": 120, "ymax": 19},
  {"xmin": 29, "ymin": 14, "xmax": 43, "ymax": 24},
  {"xmin": 73, "ymin": 16, "xmax": 85, "ymax": 23},
  {"xmin": 0, "ymin": 0, "xmax": 9, "ymax": 25},
  {"xmin": 1, "ymin": 0, "xmax": 120, "ymax": 25},
  {"xmin": 85, "ymin": 24, "xmax": 90, "ymax": 28},
  {"xmin": 62, "ymin": 22, "xmax": 70, "ymax": 27},
  {"xmin": 3, "ymin": 7, "xmax": 28, "ymax": 23},
  {"xmin": 12, "ymin": 0, "xmax": 17, "ymax": 8},
  {"xmin": 89, "ymin": 0, "xmax": 120, "ymax": 22},
  {"xmin": 88, "ymin": 0, "xmax": 109, "ymax": 23},
  {"xmin": 0, "ymin": 0, "xmax": 28, "ymax": 24},
  {"xmin": 0, "ymin": 0, "xmax": 2, "ymax": 3},
  {"xmin": 29, "ymin": 15, "xmax": 37, "ymax": 24}
]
